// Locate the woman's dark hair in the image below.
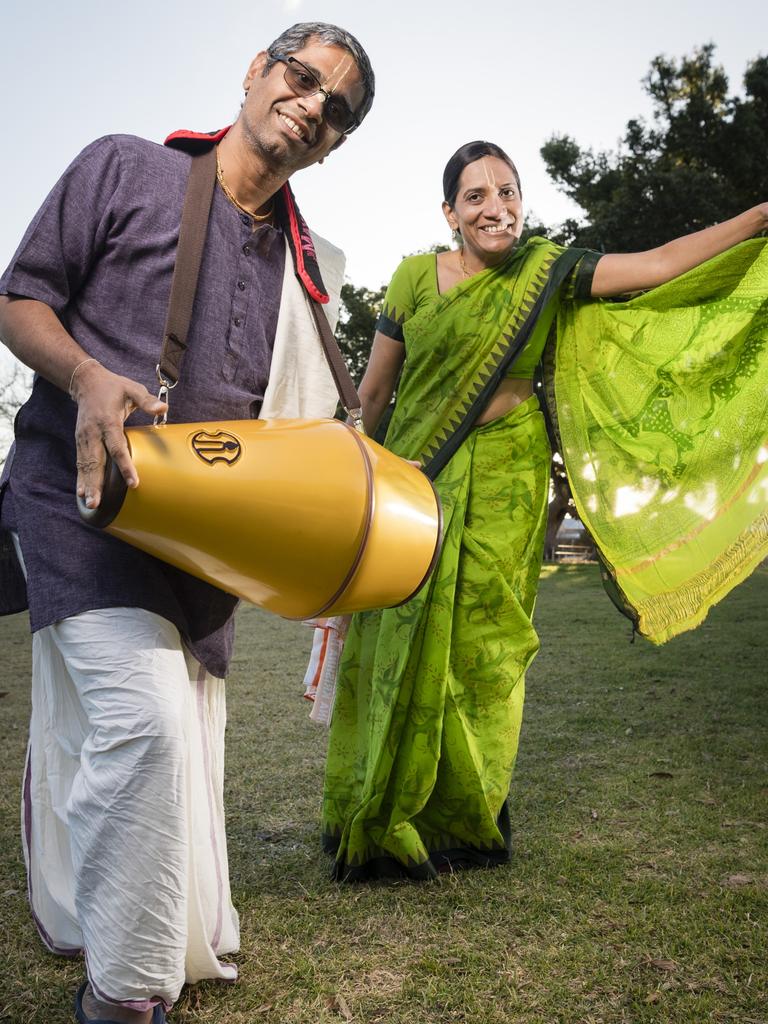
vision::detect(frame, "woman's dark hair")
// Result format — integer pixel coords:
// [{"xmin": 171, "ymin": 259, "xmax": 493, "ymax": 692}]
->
[{"xmin": 442, "ymin": 141, "xmax": 521, "ymax": 207}]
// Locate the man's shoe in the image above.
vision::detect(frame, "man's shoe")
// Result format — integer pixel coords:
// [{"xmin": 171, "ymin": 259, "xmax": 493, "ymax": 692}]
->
[{"xmin": 74, "ymin": 981, "xmax": 167, "ymax": 1023}]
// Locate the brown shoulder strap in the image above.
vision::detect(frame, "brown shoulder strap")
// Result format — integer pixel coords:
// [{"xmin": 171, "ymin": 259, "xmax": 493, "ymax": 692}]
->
[
  {"xmin": 158, "ymin": 146, "xmax": 218, "ymax": 386},
  {"xmin": 308, "ymin": 300, "xmax": 362, "ymax": 423}
]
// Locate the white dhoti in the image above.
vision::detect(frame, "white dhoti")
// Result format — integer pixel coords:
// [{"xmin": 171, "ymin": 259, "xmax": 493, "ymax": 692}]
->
[{"xmin": 22, "ymin": 607, "xmax": 239, "ymax": 1011}]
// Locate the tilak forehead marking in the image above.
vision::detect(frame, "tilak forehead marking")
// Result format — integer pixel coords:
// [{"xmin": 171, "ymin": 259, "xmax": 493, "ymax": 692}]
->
[
  {"xmin": 301, "ymin": 47, "xmax": 359, "ymax": 97},
  {"xmin": 324, "ymin": 52, "xmax": 358, "ymax": 91},
  {"xmin": 480, "ymin": 158, "xmax": 498, "ymax": 187},
  {"xmin": 478, "ymin": 158, "xmax": 516, "ymax": 189},
  {"xmin": 460, "ymin": 158, "xmax": 516, "ymax": 195}
]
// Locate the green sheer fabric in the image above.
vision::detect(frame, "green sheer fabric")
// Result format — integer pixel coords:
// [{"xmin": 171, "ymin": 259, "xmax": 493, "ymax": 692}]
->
[{"xmin": 554, "ymin": 239, "xmax": 768, "ymax": 643}]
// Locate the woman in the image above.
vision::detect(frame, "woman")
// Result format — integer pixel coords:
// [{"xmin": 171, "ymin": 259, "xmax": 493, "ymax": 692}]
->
[{"xmin": 321, "ymin": 141, "xmax": 768, "ymax": 881}]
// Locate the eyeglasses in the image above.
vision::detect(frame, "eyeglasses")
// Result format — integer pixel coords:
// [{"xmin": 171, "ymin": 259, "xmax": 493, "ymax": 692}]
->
[{"xmin": 268, "ymin": 53, "xmax": 360, "ymax": 136}]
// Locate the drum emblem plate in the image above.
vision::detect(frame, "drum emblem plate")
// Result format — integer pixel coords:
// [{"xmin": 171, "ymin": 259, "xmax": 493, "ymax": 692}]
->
[{"xmin": 190, "ymin": 430, "xmax": 242, "ymax": 466}]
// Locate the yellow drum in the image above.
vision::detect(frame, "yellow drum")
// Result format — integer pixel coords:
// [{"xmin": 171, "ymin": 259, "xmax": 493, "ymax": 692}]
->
[{"xmin": 79, "ymin": 419, "xmax": 442, "ymax": 619}]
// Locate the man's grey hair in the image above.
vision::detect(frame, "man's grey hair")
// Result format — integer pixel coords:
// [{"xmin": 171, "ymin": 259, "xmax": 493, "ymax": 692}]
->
[{"xmin": 264, "ymin": 22, "xmax": 375, "ymax": 126}]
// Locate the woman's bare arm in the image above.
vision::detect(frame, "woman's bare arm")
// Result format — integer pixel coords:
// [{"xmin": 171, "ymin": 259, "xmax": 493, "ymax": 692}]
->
[
  {"xmin": 357, "ymin": 331, "xmax": 406, "ymax": 436},
  {"xmin": 591, "ymin": 203, "xmax": 768, "ymax": 298},
  {"xmin": 0, "ymin": 295, "xmax": 166, "ymax": 508}
]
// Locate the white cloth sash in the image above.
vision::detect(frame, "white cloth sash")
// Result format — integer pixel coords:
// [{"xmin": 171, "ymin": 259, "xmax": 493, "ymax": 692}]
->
[{"xmin": 261, "ymin": 231, "xmax": 345, "ymax": 420}]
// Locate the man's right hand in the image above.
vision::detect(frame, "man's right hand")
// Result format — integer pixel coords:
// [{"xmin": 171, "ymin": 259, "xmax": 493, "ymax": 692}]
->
[
  {"xmin": 70, "ymin": 360, "xmax": 168, "ymax": 509},
  {"xmin": 0, "ymin": 296, "xmax": 169, "ymax": 509}
]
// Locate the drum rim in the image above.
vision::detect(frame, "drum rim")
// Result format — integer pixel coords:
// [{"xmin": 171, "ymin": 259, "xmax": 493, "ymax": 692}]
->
[
  {"xmin": 77, "ymin": 447, "xmax": 129, "ymax": 528},
  {"xmin": 389, "ymin": 472, "xmax": 443, "ymax": 609}
]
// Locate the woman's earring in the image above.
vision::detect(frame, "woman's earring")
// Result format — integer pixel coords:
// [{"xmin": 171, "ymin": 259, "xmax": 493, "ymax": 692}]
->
[{"xmin": 451, "ymin": 228, "xmax": 461, "ymax": 245}]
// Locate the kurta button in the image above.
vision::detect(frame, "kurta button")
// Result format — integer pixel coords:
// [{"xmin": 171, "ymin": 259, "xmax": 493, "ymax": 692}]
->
[
  {"xmin": 233, "ymin": 316, "xmax": 242, "ymax": 327},
  {"xmin": 242, "ymin": 244, "xmax": 251, "ymax": 255},
  {"xmin": 240, "ymin": 214, "xmax": 250, "ymax": 225},
  {"xmin": 237, "ymin": 280, "xmax": 246, "ymax": 291}
]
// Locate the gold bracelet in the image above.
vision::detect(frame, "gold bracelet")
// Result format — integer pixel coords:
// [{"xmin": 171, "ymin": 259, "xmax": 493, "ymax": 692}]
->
[{"xmin": 68, "ymin": 357, "xmax": 98, "ymax": 398}]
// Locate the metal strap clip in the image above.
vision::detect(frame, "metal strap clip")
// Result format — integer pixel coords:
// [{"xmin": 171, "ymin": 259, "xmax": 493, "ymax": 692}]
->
[
  {"xmin": 154, "ymin": 363, "xmax": 178, "ymax": 425},
  {"xmin": 346, "ymin": 407, "xmax": 365, "ymax": 434}
]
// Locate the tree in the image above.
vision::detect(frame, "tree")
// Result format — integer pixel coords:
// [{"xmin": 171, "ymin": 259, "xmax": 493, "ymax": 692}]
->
[
  {"xmin": 335, "ymin": 282, "xmax": 386, "ymax": 384},
  {"xmin": 543, "ymin": 454, "xmax": 572, "ymax": 561},
  {"xmin": 0, "ymin": 362, "xmax": 32, "ymax": 467},
  {"xmin": 540, "ymin": 45, "xmax": 768, "ymax": 251}
]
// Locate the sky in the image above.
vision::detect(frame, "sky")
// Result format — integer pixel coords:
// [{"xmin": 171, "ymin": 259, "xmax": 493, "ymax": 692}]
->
[{"xmin": 0, "ymin": 0, "xmax": 764, "ymax": 315}]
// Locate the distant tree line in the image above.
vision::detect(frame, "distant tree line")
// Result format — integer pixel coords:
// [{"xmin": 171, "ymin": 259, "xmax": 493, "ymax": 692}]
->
[
  {"xmin": 540, "ymin": 44, "xmax": 768, "ymax": 251},
  {"xmin": 0, "ymin": 363, "xmax": 32, "ymax": 467}
]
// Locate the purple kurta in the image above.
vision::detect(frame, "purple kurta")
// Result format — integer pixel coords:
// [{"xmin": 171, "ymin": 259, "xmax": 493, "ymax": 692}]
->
[{"xmin": 0, "ymin": 134, "xmax": 287, "ymax": 676}]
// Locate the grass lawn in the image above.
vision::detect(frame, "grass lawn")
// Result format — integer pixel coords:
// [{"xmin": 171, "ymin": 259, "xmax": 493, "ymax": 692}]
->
[{"xmin": 1, "ymin": 565, "xmax": 765, "ymax": 1023}]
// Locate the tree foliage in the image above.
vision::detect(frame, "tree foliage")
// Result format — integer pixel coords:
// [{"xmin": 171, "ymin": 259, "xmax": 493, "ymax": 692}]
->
[
  {"xmin": 335, "ymin": 244, "xmax": 451, "ymax": 386},
  {"xmin": 541, "ymin": 45, "xmax": 768, "ymax": 251},
  {"xmin": 0, "ymin": 362, "xmax": 31, "ymax": 467},
  {"xmin": 335, "ymin": 282, "xmax": 386, "ymax": 384}
]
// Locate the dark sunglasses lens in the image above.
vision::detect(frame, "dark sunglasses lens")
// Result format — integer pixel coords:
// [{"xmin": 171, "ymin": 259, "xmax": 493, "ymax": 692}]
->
[
  {"xmin": 325, "ymin": 104, "xmax": 353, "ymax": 134},
  {"xmin": 285, "ymin": 64, "xmax": 317, "ymax": 95}
]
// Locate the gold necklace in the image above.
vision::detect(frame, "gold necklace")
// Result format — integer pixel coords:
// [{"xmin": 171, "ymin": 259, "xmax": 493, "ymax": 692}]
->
[
  {"xmin": 216, "ymin": 152, "xmax": 274, "ymax": 223},
  {"xmin": 459, "ymin": 247, "xmax": 471, "ymax": 279}
]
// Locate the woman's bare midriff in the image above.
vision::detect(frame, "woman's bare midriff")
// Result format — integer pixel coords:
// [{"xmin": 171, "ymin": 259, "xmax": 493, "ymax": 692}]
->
[{"xmin": 474, "ymin": 377, "xmax": 533, "ymax": 426}]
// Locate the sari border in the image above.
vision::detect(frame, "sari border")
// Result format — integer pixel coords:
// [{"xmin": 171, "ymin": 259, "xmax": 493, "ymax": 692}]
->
[
  {"xmin": 375, "ymin": 312, "xmax": 405, "ymax": 342},
  {"xmin": 634, "ymin": 506, "xmax": 768, "ymax": 643}
]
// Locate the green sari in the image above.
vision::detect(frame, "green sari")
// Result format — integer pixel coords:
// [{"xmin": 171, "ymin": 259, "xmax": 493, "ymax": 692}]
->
[
  {"xmin": 322, "ymin": 237, "xmax": 768, "ymax": 881},
  {"xmin": 323, "ymin": 240, "xmax": 582, "ymax": 879}
]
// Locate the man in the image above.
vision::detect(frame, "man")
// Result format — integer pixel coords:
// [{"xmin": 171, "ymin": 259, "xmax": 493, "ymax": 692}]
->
[{"xmin": 0, "ymin": 22, "xmax": 374, "ymax": 1024}]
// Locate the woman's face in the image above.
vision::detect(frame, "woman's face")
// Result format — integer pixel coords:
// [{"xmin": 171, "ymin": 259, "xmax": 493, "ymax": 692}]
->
[{"xmin": 443, "ymin": 156, "xmax": 523, "ymax": 265}]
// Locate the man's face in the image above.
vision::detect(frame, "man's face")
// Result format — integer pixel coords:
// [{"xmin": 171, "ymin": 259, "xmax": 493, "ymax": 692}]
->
[{"xmin": 239, "ymin": 39, "xmax": 365, "ymax": 174}]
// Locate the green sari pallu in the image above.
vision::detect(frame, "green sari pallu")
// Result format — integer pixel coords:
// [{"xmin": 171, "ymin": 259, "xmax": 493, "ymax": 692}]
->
[
  {"xmin": 554, "ymin": 239, "xmax": 768, "ymax": 643},
  {"xmin": 323, "ymin": 238, "xmax": 768, "ymax": 881}
]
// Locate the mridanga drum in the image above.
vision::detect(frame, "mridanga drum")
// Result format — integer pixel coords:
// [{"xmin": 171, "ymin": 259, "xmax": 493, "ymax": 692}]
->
[{"xmin": 79, "ymin": 418, "xmax": 442, "ymax": 620}]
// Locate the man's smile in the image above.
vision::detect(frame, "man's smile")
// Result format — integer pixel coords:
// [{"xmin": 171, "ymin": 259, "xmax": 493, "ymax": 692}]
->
[{"xmin": 278, "ymin": 111, "xmax": 311, "ymax": 144}]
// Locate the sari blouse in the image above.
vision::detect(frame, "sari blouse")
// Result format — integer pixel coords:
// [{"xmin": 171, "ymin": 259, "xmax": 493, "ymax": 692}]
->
[{"xmin": 375, "ymin": 242, "xmax": 600, "ymax": 379}]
